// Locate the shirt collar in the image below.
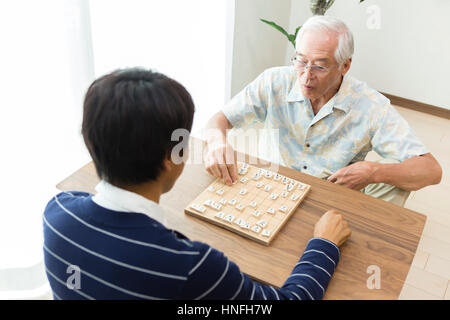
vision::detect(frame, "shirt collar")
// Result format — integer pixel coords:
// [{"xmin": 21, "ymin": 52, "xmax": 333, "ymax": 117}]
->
[
  {"xmin": 92, "ymin": 180, "xmax": 167, "ymax": 226},
  {"xmin": 287, "ymin": 75, "xmax": 352, "ymax": 113}
]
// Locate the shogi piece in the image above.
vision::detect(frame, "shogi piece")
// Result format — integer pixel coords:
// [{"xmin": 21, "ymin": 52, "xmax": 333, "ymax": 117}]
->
[{"xmin": 184, "ymin": 161, "xmax": 311, "ymax": 246}]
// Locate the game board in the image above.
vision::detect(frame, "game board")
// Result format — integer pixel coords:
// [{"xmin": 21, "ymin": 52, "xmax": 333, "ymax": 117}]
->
[{"xmin": 184, "ymin": 162, "xmax": 311, "ymax": 245}]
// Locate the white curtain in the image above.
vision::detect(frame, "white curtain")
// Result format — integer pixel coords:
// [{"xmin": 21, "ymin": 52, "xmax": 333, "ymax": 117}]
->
[
  {"xmin": 0, "ymin": 0, "xmax": 230, "ymax": 299},
  {"xmin": 0, "ymin": 0, "xmax": 94, "ymax": 299}
]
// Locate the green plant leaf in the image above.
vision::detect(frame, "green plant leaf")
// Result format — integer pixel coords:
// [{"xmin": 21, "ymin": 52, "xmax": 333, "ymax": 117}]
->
[
  {"xmin": 260, "ymin": 18, "xmax": 289, "ymax": 37},
  {"xmin": 294, "ymin": 25, "xmax": 302, "ymax": 39}
]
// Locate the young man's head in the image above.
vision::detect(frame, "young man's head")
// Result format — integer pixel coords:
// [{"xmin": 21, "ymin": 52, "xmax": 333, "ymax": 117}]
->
[{"xmin": 82, "ymin": 68, "xmax": 195, "ymax": 193}]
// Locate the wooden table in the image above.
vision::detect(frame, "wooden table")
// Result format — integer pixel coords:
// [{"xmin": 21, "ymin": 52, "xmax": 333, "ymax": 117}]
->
[{"xmin": 56, "ymin": 140, "xmax": 426, "ymax": 300}]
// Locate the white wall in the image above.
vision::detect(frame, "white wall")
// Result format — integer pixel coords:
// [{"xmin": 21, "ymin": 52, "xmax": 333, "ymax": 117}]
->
[
  {"xmin": 89, "ymin": 0, "xmax": 229, "ymax": 135},
  {"xmin": 288, "ymin": 0, "xmax": 450, "ymax": 110},
  {"xmin": 231, "ymin": 0, "xmax": 292, "ymax": 97}
]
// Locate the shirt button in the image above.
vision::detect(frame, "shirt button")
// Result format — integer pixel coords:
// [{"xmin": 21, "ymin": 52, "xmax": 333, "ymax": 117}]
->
[
  {"xmin": 306, "ymin": 143, "xmax": 310, "ymax": 148},
  {"xmin": 303, "ymin": 166, "xmax": 307, "ymax": 170}
]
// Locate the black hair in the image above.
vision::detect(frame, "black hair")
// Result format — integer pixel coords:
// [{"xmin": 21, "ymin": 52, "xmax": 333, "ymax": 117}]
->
[{"xmin": 81, "ymin": 68, "xmax": 195, "ymax": 186}]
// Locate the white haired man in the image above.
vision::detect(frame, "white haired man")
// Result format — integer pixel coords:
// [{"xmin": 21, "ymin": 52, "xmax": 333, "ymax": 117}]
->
[{"xmin": 204, "ymin": 15, "xmax": 442, "ymax": 206}]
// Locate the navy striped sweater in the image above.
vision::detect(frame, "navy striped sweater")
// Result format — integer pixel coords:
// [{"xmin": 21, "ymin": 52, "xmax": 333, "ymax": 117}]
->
[{"xmin": 43, "ymin": 191, "xmax": 340, "ymax": 300}]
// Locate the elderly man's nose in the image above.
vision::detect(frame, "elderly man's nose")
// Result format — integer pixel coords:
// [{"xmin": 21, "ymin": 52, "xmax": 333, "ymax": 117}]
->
[{"xmin": 304, "ymin": 66, "xmax": 314, "ymax": 77}]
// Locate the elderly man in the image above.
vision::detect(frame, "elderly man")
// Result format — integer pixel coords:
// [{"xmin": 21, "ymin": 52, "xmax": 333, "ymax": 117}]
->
[{"xmin": 204, "ymin": 15, "xmax": 442, "ymax": 207}]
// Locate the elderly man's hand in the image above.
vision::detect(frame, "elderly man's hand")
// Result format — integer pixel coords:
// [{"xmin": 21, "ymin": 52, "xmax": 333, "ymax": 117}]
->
[
  {"xmin": 204, "ymin": 140, "xmax": 238, "ymax": 186},
  {"xmin": 327, "ymin": 161, "xmax": 379, "ymax": 191}
]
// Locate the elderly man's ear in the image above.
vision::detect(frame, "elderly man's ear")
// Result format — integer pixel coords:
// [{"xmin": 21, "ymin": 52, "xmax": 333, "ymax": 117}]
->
[{"xmin": 341, "ymin": 58, "xmax": 352, "ymax": 76}]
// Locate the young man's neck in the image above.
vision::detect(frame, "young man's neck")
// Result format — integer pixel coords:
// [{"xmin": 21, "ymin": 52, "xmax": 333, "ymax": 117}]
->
[{"xmin": 119, "ymin": 181, "xmax": 163, "ymax": 204}]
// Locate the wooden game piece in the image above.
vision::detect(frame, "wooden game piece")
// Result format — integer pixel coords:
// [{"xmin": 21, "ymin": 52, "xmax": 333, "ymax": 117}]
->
[
  {"xmin": 228, "ymin": 199, "xmax": 237, "ymax": 205},
  {"xmin": 290, "ymin": 194, "xmax": 300, "ymax": 201},
  {"xmin": 281, "ymin": 191, "xmax": 289, "ymax": 198},
  {"xmin": 261, "ymin": 229, "xmax": 271, "ymax": 237},
  {"xmin": 251, "ymin": 225, "xmax": 261, "ymax": 233},
  {"xmin": 241, "ymin": 163, "xmax": 249, "ymax": 170},
  {"xmin": 249, "ymin": 201, "xmax": 257, "ymax": 208},
  {"xmin": 207, "ymin": 186, "xmax": 216, "ymax": 192},
  {"xmin": 258, "ymin": 168, "xmax": 267, "ymax": 175},
  {"xmin": 252, "ymin": 173, "xmax": 262, "ymax": 180},
  {"xmin": 252, "ymin": 210, "xmax": 261, "ymax": 217},
  {"xmin": 273, "ymin": 174, "xmax": 282, "ymax": 181},
  {"xmin": 219, "ymin": 198, "xmax": 228, "ymax": 205},
  {"xmin": 203, "ymin": 199, "xmax": 214, "ymax": 207},
  {"xmin": 239, "ymin": 188, "xmax": 248, "ymax": 195},
  {"xmin": 235, "ymin": 203, "xmax": 245, "ymax": 211},
  {"xmin": 238, "ymin": 168, "xmax": 248, "ymax": 175},
  {"xmin": 281, "ymin": 177, "xmax": 290, "ymax": 184},
  {"xmin": 223, "ymin": 214, "xmax": 234, "ymax": 223},
  {"xmin": 267, "ymin": 208, "xmax": 275, "ymax": 214},
  {"xmin": 298, "ymin": 183, "xmax": 307, "ymax": 190},
  {"xmin": 190, "ymin": 204, "xmax": 206, "ymax": 213},
  {"xmin": 240, "ymin": 177, "xmax": 249, "ymax": 184},
  {"xmin": 256, "ymin": 182, "xmax": 264, "ymax": 188},
  {"xmin": 234, "ymin": 218, "xmax": 243, "ymax": 226},
  {"xmin": 264, "ymin": 171, "xmax": 273, "ymax": 179},
  {"xmin": 240, "ymin": 221, "xmax": 250, "ymax": 229},
  {"xmin": 263, "ymin": 185, "xmax": 272, "ymax": 192},
  {"xmin": 285, "ymin": 184, "xmax": 295, "ymax": 192},
  {"xmin": 279, "ymin": 205, "xmax": 288, "ymax": 213},
  {"xmin": 216, "ymin": 189, "xmax": 225, "ymax": 195},
  {"xmin": 214, "ymin": 211, "xmax": 225, "ymax": 219},
  {"xmin": 270, "ymin": 193, "xmax": 278, "ymax": 200},
  {"xmin": 212, "ymin": 203, "xmax": 222, "ymax": 211},
  {"xmin": 257, "ymin": 219, "xmax": 268, "ymax": 228}
]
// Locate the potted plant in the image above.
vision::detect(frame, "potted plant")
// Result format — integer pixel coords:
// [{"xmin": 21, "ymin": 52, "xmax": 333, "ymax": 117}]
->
[{"xmin": 261, "ymin": 0, "xmax": 365, "ymax": 48}]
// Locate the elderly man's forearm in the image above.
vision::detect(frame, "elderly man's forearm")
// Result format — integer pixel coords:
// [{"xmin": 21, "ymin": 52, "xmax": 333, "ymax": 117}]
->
[
  {"xmin": 371, "ymin": 154, "xmax": 442, "ymax": 191},
  {"xmin": 205, "ymin": 111, "xmax": 233, "ymax": 145}
]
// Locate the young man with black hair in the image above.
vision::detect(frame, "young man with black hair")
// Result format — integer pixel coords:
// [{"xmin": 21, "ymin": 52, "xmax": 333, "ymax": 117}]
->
[{"xmin": 43, "ymin": 68, "xmax": 351, "ymax": 300}]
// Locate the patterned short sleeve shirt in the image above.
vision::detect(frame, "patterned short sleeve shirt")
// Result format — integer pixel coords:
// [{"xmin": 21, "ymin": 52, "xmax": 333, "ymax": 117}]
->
[{"xmin": 222, "ymin": 66, "xmax": 428, "ymax": 179}]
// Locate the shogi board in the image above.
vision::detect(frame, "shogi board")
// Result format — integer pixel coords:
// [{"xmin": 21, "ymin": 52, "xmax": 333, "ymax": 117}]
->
[{"xmin": 184, "ymin": 162, "xmax": 311, "ymax": 246}]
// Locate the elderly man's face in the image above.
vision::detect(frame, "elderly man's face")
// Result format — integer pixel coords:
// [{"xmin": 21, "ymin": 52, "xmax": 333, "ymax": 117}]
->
[{"xmin": 296, "ymin": 29, "xmax": 351, "ymax": 103}]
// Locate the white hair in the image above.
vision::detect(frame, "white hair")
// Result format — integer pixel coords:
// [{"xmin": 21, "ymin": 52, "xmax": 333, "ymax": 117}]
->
[{"xmin": 295, "ymin": 15, "xmax": 354, "ymax": 65}]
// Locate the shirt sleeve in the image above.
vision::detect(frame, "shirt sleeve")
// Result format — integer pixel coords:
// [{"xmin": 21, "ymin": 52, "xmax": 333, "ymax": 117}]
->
[
  {"xmin": 221, "ymin": 70, "xmax": 269, "ymax": 128},
  {"xmin": 180, "ymin": 238, "xmax": 340, "ymax": 300},
  {"xmin": 371, "ymin": 103, "xmax": 429, "ymax": 161}
]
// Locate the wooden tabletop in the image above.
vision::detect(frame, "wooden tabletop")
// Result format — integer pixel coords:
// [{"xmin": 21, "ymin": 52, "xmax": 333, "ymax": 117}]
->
[{"xmin": 56, "ymin": 139, "xmax": 426, "ymax": 300}]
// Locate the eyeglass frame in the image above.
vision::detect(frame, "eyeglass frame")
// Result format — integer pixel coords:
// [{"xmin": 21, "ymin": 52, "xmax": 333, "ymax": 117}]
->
[{"xmin": 290, "ymin": 54, "xmax": 334, "ymax": 74}]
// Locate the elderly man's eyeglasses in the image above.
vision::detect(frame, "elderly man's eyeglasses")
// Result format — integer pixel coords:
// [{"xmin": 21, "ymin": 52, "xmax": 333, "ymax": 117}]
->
[{"xmin": 290, "ymin": 55, "xmax": 330, "ymax": 74}]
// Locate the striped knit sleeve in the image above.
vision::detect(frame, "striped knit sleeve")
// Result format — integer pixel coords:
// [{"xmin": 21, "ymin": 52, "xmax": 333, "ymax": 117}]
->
[{"xmin": 179, "ymin": 238, "xmax": 339, "ymax": 300}]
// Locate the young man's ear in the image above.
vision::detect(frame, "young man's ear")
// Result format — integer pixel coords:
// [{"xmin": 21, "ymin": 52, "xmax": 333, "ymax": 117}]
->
[{"xmin": 162, "ymin": 154, "xmax": 174, "ymax": 172}]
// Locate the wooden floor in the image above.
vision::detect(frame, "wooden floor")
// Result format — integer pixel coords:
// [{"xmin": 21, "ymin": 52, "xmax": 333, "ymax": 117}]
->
[
  {"xmin": 232, "ymin": 105, "xmax": 450, "ymax": 300},
  {"xmin": 383, "ymin": 106, "xmax": 450, "ymax": 300},
  {"xmin": 363, "ymin": 106, "xmax": 450, "ymax": 299}
]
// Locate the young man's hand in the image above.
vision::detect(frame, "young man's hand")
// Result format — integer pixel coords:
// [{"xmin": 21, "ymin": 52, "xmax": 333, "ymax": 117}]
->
[{"xmin": 314, "ymin": 210, "xmax": 351, "ymax": 247}]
